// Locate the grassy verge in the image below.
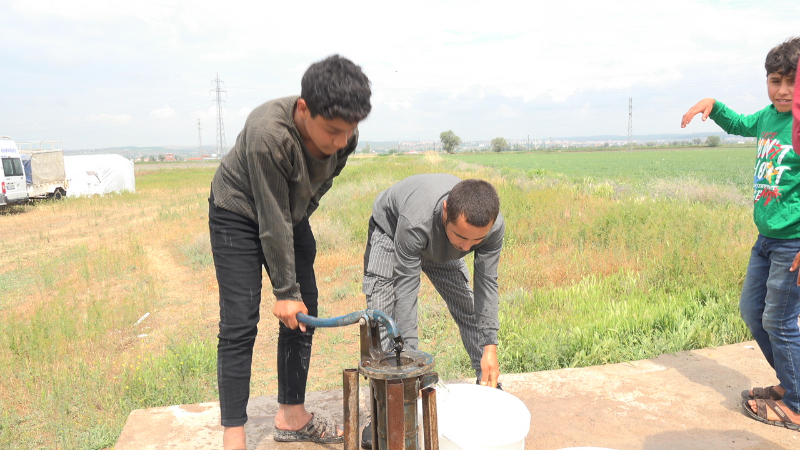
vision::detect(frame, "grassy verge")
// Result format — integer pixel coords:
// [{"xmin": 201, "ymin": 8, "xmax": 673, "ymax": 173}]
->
[{"xmin": 0, "ymin": 168, "xmax": 219, "ymax": 449}]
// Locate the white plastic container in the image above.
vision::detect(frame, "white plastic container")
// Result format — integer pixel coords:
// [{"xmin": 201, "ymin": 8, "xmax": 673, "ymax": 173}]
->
[{"xmin": 420, "ymin": 383, "xmax": 531, "ymax": 450}]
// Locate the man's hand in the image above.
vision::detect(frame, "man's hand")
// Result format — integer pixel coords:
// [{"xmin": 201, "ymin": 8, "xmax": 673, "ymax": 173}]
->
[
  {"xmin": 273, "ymin": 299, "xmax": 308, "ymax": 332},
  {"xmin": 790, "ymin": 251, "xmax": 800, "ymax": 286},
  {"xmin": 681, "ymin": 98, "xmax": 716, "ymax": 128},
  {"xmin": 479, "ymin": 344, "xmax": 500, "ymax": 388}
]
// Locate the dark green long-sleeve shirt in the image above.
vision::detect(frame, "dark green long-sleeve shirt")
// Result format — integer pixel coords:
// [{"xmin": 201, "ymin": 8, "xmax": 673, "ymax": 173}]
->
[{"xmin": 710, "ymin": 101, "xmax": 798, "ymax": 239}]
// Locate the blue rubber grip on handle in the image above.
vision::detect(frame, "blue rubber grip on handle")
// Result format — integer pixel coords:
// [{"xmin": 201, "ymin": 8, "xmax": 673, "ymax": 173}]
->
[{"xmin": 296, "ymin": 309, "xmax": 402, "ymax": 341}]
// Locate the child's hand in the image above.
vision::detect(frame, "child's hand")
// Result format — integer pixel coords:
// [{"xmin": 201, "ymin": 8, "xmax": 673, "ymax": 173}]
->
[
  {"xmin": 791, "ymin": 251, "xmax": 800, "ymax": 286},
  {"xmin": 681, "ymin": 98, "xmax": 716, "ymax": 128}
]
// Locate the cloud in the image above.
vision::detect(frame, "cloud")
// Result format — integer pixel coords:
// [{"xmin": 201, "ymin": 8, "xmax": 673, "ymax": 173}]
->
[
  {"xmin": 150, "ymin": 105, "xmax": 177, "ymax": 119},
  {"xmin": 4, "ymin": 0, "xmax": 800, "ymax": 147},
  {"xmin": 73, "ymin": 113, "xmax": 132, "ymax": 124}
]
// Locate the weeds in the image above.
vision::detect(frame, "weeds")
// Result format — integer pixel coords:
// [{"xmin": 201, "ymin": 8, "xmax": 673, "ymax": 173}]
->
[{"xmin": 0, "ymin": 152, "xmax": 762, "ymax": 448}]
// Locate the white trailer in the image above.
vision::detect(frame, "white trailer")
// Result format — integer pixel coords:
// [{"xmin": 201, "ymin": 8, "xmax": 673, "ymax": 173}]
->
[
  {"xmin": 0, "ymin": 136, "xmax": 29, "ymax": 206},
  {"xmin": 18, "ymin": 141, "xmax": 68, "ymax": 199}
]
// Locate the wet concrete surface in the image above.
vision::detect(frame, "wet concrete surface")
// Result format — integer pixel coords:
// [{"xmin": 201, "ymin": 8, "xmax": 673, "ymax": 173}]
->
[{"xmin": 115, "ymin": 341, "xmax": 799, "ymax": 450}]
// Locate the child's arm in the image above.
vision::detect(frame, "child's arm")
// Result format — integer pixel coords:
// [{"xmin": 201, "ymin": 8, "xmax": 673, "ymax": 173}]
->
[
  {"xmin": 682, "ymin": 98, "xmax": 760, "ymax": 137},
  {"xmin": 681, "ymin": 98, "xmax": 716, "ymax": 128},
  {"xmin": 791, "ymin": 59, "xmax": 800, "ymax": 286}
]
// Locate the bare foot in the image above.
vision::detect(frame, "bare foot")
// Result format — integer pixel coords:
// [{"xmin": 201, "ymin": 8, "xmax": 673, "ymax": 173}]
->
[
  {"xmin": 223, "ymin": 426, "xmax": 246, "ymax": 450},
  {"xmin": 746, "ymin": 398, "xmax": 800, "ymax": 424}
]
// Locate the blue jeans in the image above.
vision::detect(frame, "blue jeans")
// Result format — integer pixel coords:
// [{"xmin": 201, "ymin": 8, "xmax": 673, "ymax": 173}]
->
[
  {"xmin": 740, "ymin": 234, "xmax": 800, "ymax": 414},
  {"xmin": 209, "ymin": 193, "xmax": 318, "ymax": 427}
]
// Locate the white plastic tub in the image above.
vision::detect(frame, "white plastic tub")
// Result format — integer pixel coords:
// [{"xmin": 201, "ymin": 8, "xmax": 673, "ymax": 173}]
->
[{"xmin": 420, "ymin": 383, "xmax": 531, "ymax": 450}]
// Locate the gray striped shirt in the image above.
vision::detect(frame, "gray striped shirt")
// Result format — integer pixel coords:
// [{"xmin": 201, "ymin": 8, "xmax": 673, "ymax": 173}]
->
[
  {"xmin": 211, "ymin": 96, "xmax": 357, "ymax": 301},
  {"xmin": 371, "ymin": 173, "xmax": 504, "ymax": 344}
]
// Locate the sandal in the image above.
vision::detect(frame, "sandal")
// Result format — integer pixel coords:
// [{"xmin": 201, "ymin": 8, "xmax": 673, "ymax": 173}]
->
[
  {"xmin": 741, "ymin": 398, "xmax": 800, "ymax": 431},
  {"xmin": 741, "ymin": 385, "xmax": 783, "ymax": 401},
  {"xmin": 273, "ymin": 413, "xmax": 344, "ymax": 444}
]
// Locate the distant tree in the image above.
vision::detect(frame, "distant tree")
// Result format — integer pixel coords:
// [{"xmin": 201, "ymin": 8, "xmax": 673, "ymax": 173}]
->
[
  {"xmin": 692, "ymin": 138, "xmax": 703, "ymax": 146},
  {"xmin": 362, "ymin": 143, "xmax": 371, "ymax": 154},
  {"xmin": 158, "ymin": 154, "xmax": 166, "ymax": 161},
  {"xmin": 706, "ymin": 135, "xmax": 721, "ymax": 147},
  {"xmin": 490, "ymin": 137, "xmax": 508, "ymax": 153},
  {"xmin": 439, "ymin": 130, "xmax": 462, "ymax": 154}
]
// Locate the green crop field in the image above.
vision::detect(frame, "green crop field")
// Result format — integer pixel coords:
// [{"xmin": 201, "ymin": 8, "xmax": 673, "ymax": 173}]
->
[{"xmin": 447, "ymin": 146, "xmax": 755, "ymax": 189}]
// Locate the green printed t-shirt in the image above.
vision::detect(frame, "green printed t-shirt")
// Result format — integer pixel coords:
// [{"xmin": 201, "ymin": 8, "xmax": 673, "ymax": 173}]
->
[{"xmin": 710, "ymin": 101, "xmax": 798, "ymax": 239}]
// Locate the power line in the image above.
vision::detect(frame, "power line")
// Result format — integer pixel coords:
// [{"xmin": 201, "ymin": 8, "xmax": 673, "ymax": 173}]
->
[
  {"xmin": 627, "ymin": 98, "xmax": 633, "ymax": 152},
  {"xmin": 211, "ymin": 74, "xmax": 227, "ymax": 157}
]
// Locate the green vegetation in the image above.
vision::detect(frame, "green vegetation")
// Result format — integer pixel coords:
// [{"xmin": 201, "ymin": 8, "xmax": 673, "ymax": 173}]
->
[
  {"xmin": 316, "ymin": 153, "xmax": 752, "ymax": 376},
  {"xmin": 439, "ymin": 130, "xmax": 462, "ymax": 154},
  {"xmin": 0, "ymin": 150, "xmax": 758, "ymax": 448},
  {"xmin": 446, "ymin": 146, "xmax": 754, "ymax": 189}
]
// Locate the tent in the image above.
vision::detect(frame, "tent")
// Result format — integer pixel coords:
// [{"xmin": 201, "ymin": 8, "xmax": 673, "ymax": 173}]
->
[{"xmin": 64, "ymin": 154, "xmax": 136, "ymax": 197}]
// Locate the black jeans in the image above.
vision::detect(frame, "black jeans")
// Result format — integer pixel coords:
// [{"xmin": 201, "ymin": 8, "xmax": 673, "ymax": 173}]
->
[{"xmin": 209, "ymin": 193, "xmax": 318, "ymax": 427}]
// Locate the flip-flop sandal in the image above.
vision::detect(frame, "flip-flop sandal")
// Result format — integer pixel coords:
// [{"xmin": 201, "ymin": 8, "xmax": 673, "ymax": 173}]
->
[
  {"xmin": 273, "ymin": 413, "xmax": 344, "ymax": 444},
  {"xmin": 741, "ymin": 386, "xmax": 783, "ymax": 401},
  {"xmin": 741, "ymin": 398, "xmax": 800, "ymax": 431}
]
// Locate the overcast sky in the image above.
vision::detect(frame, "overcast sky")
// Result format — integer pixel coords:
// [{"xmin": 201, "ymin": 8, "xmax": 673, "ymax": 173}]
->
[{"xmin": 2, "ymin": 0, "xmax": 799, "ymax": 150}]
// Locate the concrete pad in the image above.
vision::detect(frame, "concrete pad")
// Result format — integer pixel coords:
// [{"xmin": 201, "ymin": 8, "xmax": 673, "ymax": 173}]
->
[{"xmin": 115, "ymin": 341, "xmax": 800, "ymax": 450}]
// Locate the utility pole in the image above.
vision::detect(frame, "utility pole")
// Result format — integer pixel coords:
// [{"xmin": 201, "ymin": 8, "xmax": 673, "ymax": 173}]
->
[
  {"xmin": 627, "ymin": 98, "xmax": 633, "ymax": 152},
  {"xmin": 197, "ymin": 119, "xmax": 202, "ymax": 153},
  {"xmin": 211, "ymin": 74, "xmax": 227, "ymax": 157}
]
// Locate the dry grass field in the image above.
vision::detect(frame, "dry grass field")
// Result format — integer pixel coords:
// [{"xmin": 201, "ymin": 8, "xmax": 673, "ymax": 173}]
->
[{"xmin": 0, "ymin": 150, "xmax": 755, "ymax": 449}]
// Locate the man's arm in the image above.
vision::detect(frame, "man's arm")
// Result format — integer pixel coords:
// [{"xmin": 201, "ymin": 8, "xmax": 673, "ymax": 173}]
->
[
  {"xmin": 391, "ymin": 218, "xmax": 426, "ymax": 313},
  {"xmin": 473, "ymin": 220, "xmax": 505, "ymax": 387}
]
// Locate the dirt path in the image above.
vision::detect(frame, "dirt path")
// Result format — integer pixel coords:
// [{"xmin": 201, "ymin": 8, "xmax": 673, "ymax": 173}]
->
[{"xmin": 1, "ymin": 193, "xmax": 372, "ymax": 398}]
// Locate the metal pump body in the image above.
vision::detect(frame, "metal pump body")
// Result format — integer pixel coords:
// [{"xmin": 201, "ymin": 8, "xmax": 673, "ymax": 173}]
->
[{"xmin": 297, "ymin": 310, "xmax": 439, "ymax": 450}]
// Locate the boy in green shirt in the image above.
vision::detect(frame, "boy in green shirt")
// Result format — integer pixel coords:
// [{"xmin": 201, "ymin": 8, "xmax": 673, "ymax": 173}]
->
[{"xmin": 681, "ymin": 36, "xmax": 800, "ymax": 430}]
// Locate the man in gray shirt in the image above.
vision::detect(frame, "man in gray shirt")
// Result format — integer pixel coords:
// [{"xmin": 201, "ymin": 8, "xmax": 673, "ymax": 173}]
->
[
  {"xmin": 364, "ymin": 173, "xmax": 504, "ymax": 382},
  {"xmin": 209, "ymin": 55, "xmax": 370, "ymax": 449}
]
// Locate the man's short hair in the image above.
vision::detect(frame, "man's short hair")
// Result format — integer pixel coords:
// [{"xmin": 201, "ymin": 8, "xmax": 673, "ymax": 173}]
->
[
  {"xmin": 301, "ymin": 54, "xmax": 372, "ymax": 123},
  {"xmin": 446, "ymin": 179, "xmax": 500, "ymax": 228},
  {"xmin": 765, "ymin": 36, "xmax": 800, "ymax": 77}
]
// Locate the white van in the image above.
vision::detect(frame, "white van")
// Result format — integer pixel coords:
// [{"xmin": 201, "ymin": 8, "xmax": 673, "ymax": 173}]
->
[{"xmin": 0, "ymin": 136, "xmax": 29, "ymax": 206}]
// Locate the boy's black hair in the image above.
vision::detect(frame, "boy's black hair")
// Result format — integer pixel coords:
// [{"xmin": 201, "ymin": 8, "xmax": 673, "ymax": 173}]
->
[
  {"xmin": 446, "ymin": 179, "xmax": 500, "ymax": 228},
  {"xmin": 765, "ymin": 36, "xmax": 800, "ymax": 77},
  {"xmin": 301, "ymin": 54, "xmax": 372, "ymax": 123}
]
